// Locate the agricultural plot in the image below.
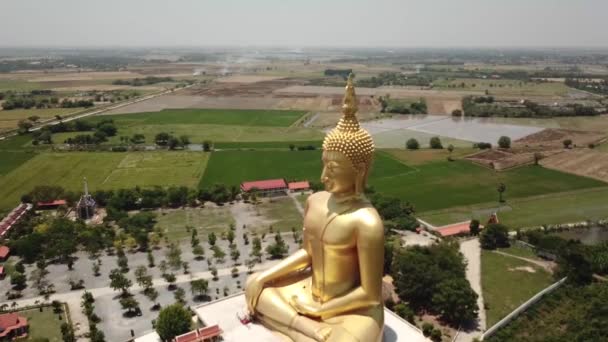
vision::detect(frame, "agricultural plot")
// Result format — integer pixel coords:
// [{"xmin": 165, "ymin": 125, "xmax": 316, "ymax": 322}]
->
[
  {"xmin": 0, "ymin": 151, "xmax": 209, "ymax": 211},
  {"xmin": 481, "ymin": 251, "xmax": 554, "ymax": 327},
  {"xmin": 541, "ymin": 149, "xmax": 608, "ymax": 183},
  {"xmin": 200, "ymin": 149, "xmax": 602, "ymax": 213},
  {"xmin": 0, "ymin": 150, "xmax": 37, "ymax": 175},
  {"xmin": 419, "ymin": 187, "xmax": 608, "ymax": 228},
  {"xmin": 433, "ymin": 78, "xmax": 574, "ymax": 97},
  {"xmin": 0, "ymin": 107, "xmax": 83, "ymax": 132}
]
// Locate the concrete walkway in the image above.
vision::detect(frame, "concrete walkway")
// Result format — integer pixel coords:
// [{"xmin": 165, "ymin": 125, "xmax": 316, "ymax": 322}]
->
[{"xmin": 456, "ymin": 238, "xmax": 486, "ymax": 342}]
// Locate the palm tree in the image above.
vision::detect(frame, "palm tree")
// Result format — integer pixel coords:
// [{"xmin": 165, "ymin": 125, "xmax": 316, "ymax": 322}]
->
[{"xmin": 497, "ymin": 183, "xmax": 506, "ymax": 203}]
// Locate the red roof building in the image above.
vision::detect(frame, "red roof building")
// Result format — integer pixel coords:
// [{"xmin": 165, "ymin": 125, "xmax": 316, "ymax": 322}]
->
[
  {"xmin": 173, "ymin": 325, "xmax": 222, "ymax": 342},
  {"xmin": 240, "ymin": 179, "xmax": 287, "ymax": 195},
  {"xmin": 0, "ymin": 246, "xmax": 9, "ymax": 261},
  {"xmin": 435, "ymin": 220, "xmax": 484, "ymax": 237},
  {"xmin": 36, "ymin": 200, "xmax": 67, "ymax": 208},
  {"xmin": 0, "ymin": 313, "xmax": 28, "ymax": 339},
  {"xmin": 288, "ymin": 181, "xmax": 310, "ymax": 192}
]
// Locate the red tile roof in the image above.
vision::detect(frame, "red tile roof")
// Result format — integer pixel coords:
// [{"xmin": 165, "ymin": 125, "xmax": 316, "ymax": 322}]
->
[
  {"xmin": 199, "ymin": 325, "xmax": 222, "ymax": 338},
  {"xmin": 0, "ymin": 246, "xmax": 9, "ymax": 259},
  {"xmin": 174, "ymin": 330, "xmax": 199, "ymax": 342},
  {"xmin": 288, "ymin": 181, "xmax": 310, "ymax": 190},
  {"xmin": 241, "ymin": 179, "xmax": 287, "ymax": 192},
  {"xmin": 36, "ymin": 200, "xmax": 67, "ymax": 207},
  {"xmin": 436, "ymin": 221, "xmax": 476, "ymax": 237},
  {"xmin": 0, "ymin": 313, "xmax": 27, "ymax": 337}
]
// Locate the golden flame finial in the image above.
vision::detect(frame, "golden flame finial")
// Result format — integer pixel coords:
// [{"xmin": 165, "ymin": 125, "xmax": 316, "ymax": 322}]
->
[
  {"xmin": 342, "ymin": 73, "xmax": 358, "ymax": 117},
  {"xmin": 322, "ymin": 73, "xmax": 375, "ymax": 171}
]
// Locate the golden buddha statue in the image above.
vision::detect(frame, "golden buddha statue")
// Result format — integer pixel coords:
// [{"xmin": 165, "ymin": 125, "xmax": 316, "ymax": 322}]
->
[{"xmin": 245, "ymin": 74, "xmax": 384, "ymax": 342}]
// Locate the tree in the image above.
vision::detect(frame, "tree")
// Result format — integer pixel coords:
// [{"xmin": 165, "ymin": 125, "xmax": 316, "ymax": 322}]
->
[
  {"xmin": 266, "ymin": 233, "xmax": 289, "ymax": 259},
  {"xmin": 202, "ymin": 140, "xmax": 212, "ymax": 152},
  {"xmin": 480, "ymin": 223, "xmax": 510, "ymax": 250},
  {"xmin": 534, "ymin": 152, "xmax": 543, "ymax": 165},
  {"xmin": 155, "ymin": 132, "xmax": 171, "ymax": 146},
  {"xmin": 168, "ymin": 136, "xmax": 180, "ymax": 150},
  {"xmin": 563, "ymin": 139, "xmax": 573, "ymax": 148},
  {"xmin": 10, "ymin": 273, "xmax": 26, "ymax": 290},
  {"xmin": 119, "ymin": 296, "xmax": 140, "ymax": 315},
  {"xmin": 17, "ymin": 119, "xmax": 33, "ymax": 133},
  {"xmin": 447, "ymin": 144, "xmax": 454, "ymax": 156},
  {"xmin": 497, "ymin": 182, "xmax": 506, "ymax": 203},
  {"xmin": 145, "ymin": 287, "xmax": 160, "ymax": 309},
  {"xmin": 230, "ymin": 249, "xmax": 240, "ymax": 264},
  {"xmin": 166, "ymin": 243, "xmax": 183, "ymax": 270},
  {"xmin": 406, "ymin": 138, "xmax": 419, "ymax": 150},
  {"xmin": 469, "ymin": 219, "xmax": 480, "ymax": 236},
  {"xmin": 212, "ymin": 246, "xmax": 226, "ymax": 263},
  {"xmin": 182, "ymin": 262, "xmax": 190, "ymax": 274},
  {"xmin": 394, "ymin": 303, "xmax": 415, "ymax": 323},
  {"xmin": 135, "ymin": 266, "xmax": 153, "ymax": 290},
  {"xmin": 109, "ymin": 269, "xmax": 132, "ymax": 296},
  {"xmin": 174, "ymin": 287, "xmax": 186, "ymax": 303},
  {"xmin": 251, "ymin": 237, "xmax": 263, "ymax": 262},
  {"xmin": 451, "ymin": 109, "xmax": 462, "ymax": 117},
  {"xmin": 429, "ymin": 136, "xmax": 443, "ymax": 149},
  {"xmin": 226, "ymin": 230, "xmax": 235, "ymax": 244},
  {"xmin": 28, "ymin": 115, "xmax": 41, "ymax": 122},
  {"xmin": 210, "ymin": 266, "xmax": 218, "ymax": 281},
  {"xmin": 179, "ymin": 135, "xmax": 190, "ymax": 146},
  {"xmin": 147, "ymin": 250, "xmax": 155, "ymax": 268},
  {"xmin": 246, "ymin": 258, "xmax": 256, "ymax": 274},
  {"xmin": 192, "ymin": 245, "xmax": 205, "ymax": 260},
  {"xmin": 208, "ymin": 232, "xmax": 217, "ymax": 246},
  {"xmin": 163, "ymin": 273, "xmax": 177, "ymax": 290},
  {"xmin": 498, "ymin": 136, "xmax": 511, "ymax": 149},
  {"xmin": 431, "ymin": 277, "xmax": 478, "ymax": 325},
  {"xmin": 190, "ymin": 279, "xmax": 209, "ymax": 300},
  {"xmin": 155, "ymin": 304, "xmax": 192, "ymax": 341}
]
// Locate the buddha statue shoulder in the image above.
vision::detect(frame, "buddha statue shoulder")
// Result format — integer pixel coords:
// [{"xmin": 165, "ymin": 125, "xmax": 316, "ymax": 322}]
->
[{"xmin": 245, "ymin": 74, "xmax": 385, "ymax": 342}]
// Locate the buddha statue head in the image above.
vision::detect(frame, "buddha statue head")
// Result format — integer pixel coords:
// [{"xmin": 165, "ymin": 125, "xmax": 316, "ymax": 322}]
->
[{"xmin": 322, "ymin": 73, "xmax": 375, "ymax": 195}]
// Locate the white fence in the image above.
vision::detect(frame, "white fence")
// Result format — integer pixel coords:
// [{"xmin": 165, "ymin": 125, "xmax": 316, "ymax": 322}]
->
[{"xmin": 481, "ymin": 277, "xmax": 567, "ymax": 340}]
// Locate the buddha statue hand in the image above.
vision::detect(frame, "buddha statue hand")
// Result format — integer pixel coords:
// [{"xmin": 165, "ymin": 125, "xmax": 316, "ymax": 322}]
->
[
  {"xmin": 290, "ymin": 295, "xmax": 323, "ymax": 318},
  {"xmin": 245, "ymin": 273, "xmax": 265, "ymax": 314}
]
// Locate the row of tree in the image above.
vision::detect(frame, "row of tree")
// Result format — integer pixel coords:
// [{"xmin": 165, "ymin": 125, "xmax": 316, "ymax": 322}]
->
[{"xmin": 462, "ymin": 96, "xmax": 598, "ymax": 118}]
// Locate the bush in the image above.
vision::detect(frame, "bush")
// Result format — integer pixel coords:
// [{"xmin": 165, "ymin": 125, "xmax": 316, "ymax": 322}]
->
[
  {"xmin": 422, "ymin": 322, "xmax": 434, "ymax": 336},
  {"xmin": 394, "ymin": 303, "xmax": 415, "ymax": 323},
  {"xmin": 406, "ymin": 138, "xmax": 419, "ymax": 150},
  {"xmin": 452, "ymin": 109, "xmax": 463, "ymax": 117},
  {"xmin": 475, "ymin": 142, "xmax": 492, "ymax": 149},
  {"xmin": 563, "ymin": 139, "xmax": 573, "ymax": 148},
  {"xmin": 498, "ymin": 136, "xmax": 511, "ymax": 149},
  {"xmin": 429, "ymin": 137, "xmax": 443, "ymax": 149}
]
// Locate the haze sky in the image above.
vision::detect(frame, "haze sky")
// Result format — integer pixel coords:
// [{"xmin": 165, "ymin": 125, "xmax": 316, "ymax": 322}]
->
[{"xmin": 1, "ymin": 0, "xmax": 606, "ymax": 48}]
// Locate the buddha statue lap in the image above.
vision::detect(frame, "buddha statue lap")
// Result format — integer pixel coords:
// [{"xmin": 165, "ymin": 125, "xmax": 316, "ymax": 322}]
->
[{"xmin": 245, "ymin": 74, "xmax": 384, "ymax": 342}]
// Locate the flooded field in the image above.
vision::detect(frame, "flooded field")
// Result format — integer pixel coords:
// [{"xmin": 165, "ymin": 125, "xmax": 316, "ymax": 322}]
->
[
  {"xmin": 354, "ymin": 115, "xmax": 544, "ymax": 147},
  {"xmin": 553, "ymin": 226, "xmax": 608, "ymax": 245}
]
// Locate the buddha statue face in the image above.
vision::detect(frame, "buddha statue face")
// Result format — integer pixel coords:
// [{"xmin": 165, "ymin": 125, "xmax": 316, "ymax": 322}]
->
[{"xmin": 321, "ymin": 150, "xmax": 366, "ymax": 195}]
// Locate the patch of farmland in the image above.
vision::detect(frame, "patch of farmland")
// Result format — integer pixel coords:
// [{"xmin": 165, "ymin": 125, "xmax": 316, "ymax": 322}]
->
[
  {"xmin": 215, "ymin": 75, "xmax": 286, "ymax": 83},
  {"xmin": 541, "ymin": 150, "xmax": 608, "ymax": 183},
  {"xmin": 275, "ymin": 85, "xmax": 482, "ymax": 98},
  {"xmin": 91, "ymin": 108, "xmax": 307, "ymax": 127},
  {"xmin": 0, "ymin": 151, "xmax": 209, "ymax": 211}
]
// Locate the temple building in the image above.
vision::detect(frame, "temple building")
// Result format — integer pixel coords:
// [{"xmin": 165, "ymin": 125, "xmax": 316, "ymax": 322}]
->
[{"xmin": 76, "ymin": 177, "xmax": 96, "ymax": 220}]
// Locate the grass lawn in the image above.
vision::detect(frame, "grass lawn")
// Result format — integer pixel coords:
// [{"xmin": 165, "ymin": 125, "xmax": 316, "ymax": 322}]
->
[
  {"xmin": 481, "ymin": 251, "xmax": 554, "ymax": 327},
  {"xmin": 0, "ymin": 151, "xmax": 37, "ymax": 175},
  {"xmin": 154, "ymin": 207, "xmax": 235, "ymax": 242},
  {"xmin": 0, "ymin": 108, "xmax": 84, "ymax": 132},
  {"xmin": 253, "ymin": 197, "xmax": 303, "ymax": 233},
  {"xmin": 0, "ymin": 151, "xmax": 209, "ymax": 211},
  {"xmin": 199, "ymin": 150, "xmax": 414, "ymax": 188},
  {"xmin": 420, "ymin": 187, "xmax": 608, "ymax": 228},
  {"xmin": 496, "ymin": 245, "xmax": 540, "ymax": 261},
  {"xmin": 19, "ymin": 306, "xmax": 67, "ymax": 342},
  {"xmin": 485, "ymin": 283, "xmax": 606, "ymax": 342}
]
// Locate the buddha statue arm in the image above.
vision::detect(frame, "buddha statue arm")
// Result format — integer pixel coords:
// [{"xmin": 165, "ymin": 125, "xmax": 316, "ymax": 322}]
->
[{"xmin": 293, "ymin": 215, "xmax": 384, "ymax": 320}]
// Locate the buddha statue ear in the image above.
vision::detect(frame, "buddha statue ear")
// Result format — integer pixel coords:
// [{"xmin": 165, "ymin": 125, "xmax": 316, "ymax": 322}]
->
[{"xmin": 354, "ymin": 163, "xmax": 368, "ymax": 194}]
